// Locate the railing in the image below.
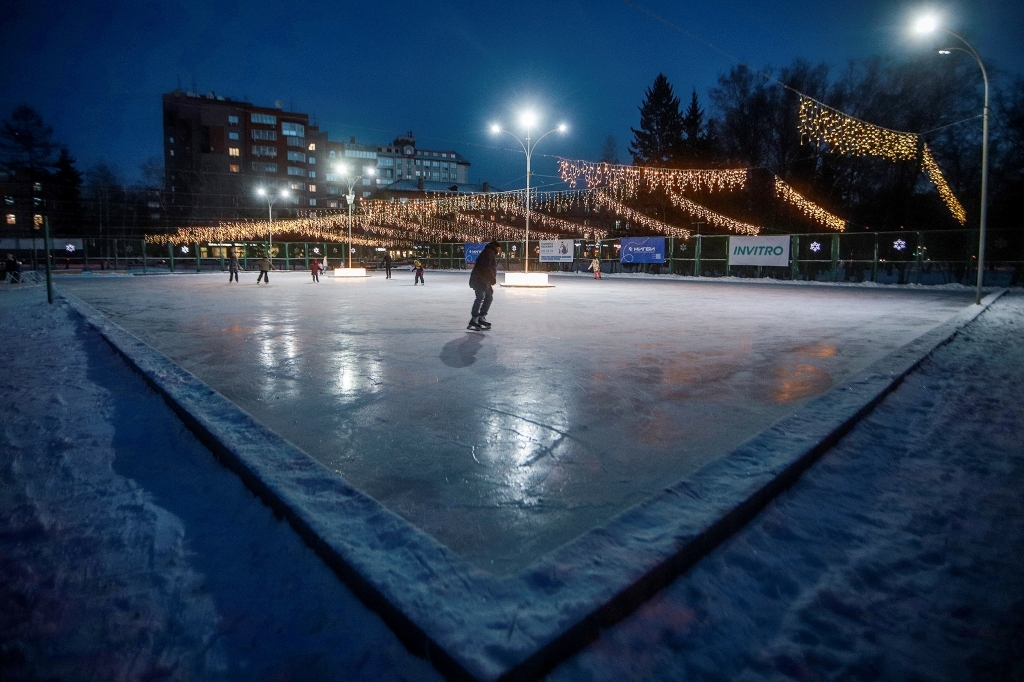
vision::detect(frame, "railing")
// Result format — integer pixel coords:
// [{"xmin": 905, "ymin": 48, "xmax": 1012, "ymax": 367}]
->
[{"xmin": 2, "ymin": 229, "xmax": 1020, "ymax": 287}]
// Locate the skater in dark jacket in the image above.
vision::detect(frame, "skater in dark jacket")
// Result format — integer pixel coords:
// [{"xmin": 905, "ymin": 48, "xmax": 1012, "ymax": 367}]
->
[
  {"xmin": 311, "ymin": 258, "xmax": 321, "ymax": 282},
  {"xmin": 383, "ymin": 252, "xmax": 392, "ymax": 279},
  {"xmin": 256, "ymin": 257, "xmax": 274, "ymax": 284},
  {"xmin": 467, "ymin": 241, "xmax": 501, "ymax": 330},
  {"xmin": 227, "ymin": 248, "xmax": 240, "ymax": 282}
]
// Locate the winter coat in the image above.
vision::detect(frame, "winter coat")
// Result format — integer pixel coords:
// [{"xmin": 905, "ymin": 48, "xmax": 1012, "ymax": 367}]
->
[
  {"xmin": 311, "ymin": 260, "xmax": 321, "ymax": 274},
  {"xmin": 469, "ymin": 245, "xmax": 498, "ymax": 289},
  {"xmin": 228, "ymin": 254, "xmax": 239, "ymax": 271},
  {"xmin": 588, "ymin": 258, "xmax": 601, "ymax": 272},
  {"xmin": 258, "ymin": 258, "xmax": 273, "ymax": 272}
]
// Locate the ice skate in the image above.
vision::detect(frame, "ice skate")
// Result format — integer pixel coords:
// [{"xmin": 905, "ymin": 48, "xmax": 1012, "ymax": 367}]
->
[
  {"xmin": 477, "ymin": 317, "xmax": 492, "ymax": 329},
  {"xmin": 467, "ymin": 317, "xmax": 483, "ymax": 331}
]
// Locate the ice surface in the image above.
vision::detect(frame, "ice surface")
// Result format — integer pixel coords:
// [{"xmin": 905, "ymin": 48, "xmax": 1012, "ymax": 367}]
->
[{"xmin": 61, "ymin": 272, "xmax": 974, "ymax": 574}]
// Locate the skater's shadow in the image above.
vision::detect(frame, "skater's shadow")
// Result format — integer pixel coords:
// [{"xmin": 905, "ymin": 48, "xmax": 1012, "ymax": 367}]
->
[{"xmin": 440, "ymin": 333, "xmax": 485, "ymax": 368}]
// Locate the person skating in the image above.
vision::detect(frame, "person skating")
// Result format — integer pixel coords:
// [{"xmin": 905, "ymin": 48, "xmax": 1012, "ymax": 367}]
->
[
  {"xmin": 413, "ymin": 260, "xmax": 424, "ymax": 285},
  {"xmin": 468, "ymin": 241, "xmax": 500, "ymax": 330},
  {"xmin": 588, "ymin": 256, "xmax": 602, "ymax": 279},
  {"xmin": 4, "ymin": 254, "xmax": 21, "ymax": 283},
  {"xmin": 256, "ymin": 256, "xmax": 274, "ymax": 284},
  {"xmin": 227, "ymin": 248, "xmax": 240, "ymax": 283},
  {"xmin": 311, "ymin": 258, "xmax": 321, "ymax": 282},
  {"xmin": 383, "ymin": 251, "xmax": 392, "ymax": 279}
]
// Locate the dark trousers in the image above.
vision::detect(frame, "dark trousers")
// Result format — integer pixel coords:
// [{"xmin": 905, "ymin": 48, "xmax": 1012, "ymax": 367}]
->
[
  {"xmin": 257, "ymin": 271, "xmax": 269, "ymax": 283},
  {"xmin": 312, "ymin": 271, "xmax": 319, "ymax": 282},
  {"xmin": 415, "ymin": 271, "xmax": 424, "ymax": 285},
  {"xmin": 229, "ymin": 270, "xmax": 238, "ymax": 282},
  {"xmin": 471, "ymin": 285, "xmax": 493, "ymax": 318},
  {"xmin": 385, "ymin": 265, "xmax": 391, "ymax": 279}
]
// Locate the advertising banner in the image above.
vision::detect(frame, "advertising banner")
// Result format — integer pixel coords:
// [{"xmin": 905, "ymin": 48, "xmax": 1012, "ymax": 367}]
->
[
  {"xmin": 619, "ymin": 237, "xmax": 665, "ymax": 263},
  {"xmin": 464, "ymin": 242, "xmax": 488, "ymax": 263},
  {"xmin": 539, "ymin": 239, "xmax": 574, "ymax": 262},
  {"xmin": 728, "ymin": 236, "xmax": 790, "ymax": 267}
]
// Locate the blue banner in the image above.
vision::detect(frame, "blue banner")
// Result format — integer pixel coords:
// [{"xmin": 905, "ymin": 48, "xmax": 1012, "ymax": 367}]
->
[
  {"xmin": 465, "ymin": 242, "xmax": 488, "ymax": 263},
  {"xmin": 619, "ymin": 237, "xmax": 666, "ymax": 263}
]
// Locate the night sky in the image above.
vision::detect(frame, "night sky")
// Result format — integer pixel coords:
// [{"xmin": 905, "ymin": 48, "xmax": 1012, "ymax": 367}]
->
[{"xmin": 2, "ymin": 0, "xmax": 1021, "ymax": 191}]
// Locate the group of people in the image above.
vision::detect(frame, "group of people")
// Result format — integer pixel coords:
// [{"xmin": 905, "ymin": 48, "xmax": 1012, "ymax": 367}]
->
[{"xmin": 219, "ymin": 241, "xmax": 505, "ymax": 333}]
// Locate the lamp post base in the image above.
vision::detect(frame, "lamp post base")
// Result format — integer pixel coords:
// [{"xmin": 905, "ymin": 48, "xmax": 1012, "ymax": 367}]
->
[
  {"xmin": 500, "ymin": 272, "xmax": 553, "ymax": 287},
  {"xmin": 331, "ymin": 267, "xmax": 371, "ymax": 278}
]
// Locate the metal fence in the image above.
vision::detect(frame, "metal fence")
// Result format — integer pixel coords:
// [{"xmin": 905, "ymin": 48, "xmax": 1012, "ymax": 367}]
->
[{"xmin": 2, "ymin": 228, "xmax": 1021, "ymax": 287}]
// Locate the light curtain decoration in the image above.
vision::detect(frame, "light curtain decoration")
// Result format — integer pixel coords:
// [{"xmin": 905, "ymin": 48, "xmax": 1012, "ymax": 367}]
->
[
  {"xmin": 663, "ymin": 190, "xmax": 761, "ymax": 235},
  {"xmin": 798, "ymin": 95, "xmax": 966, "ymax": 225},
  {"xmin": 773, "ymin": 178, "xmax": 846, "ymax": 232}
]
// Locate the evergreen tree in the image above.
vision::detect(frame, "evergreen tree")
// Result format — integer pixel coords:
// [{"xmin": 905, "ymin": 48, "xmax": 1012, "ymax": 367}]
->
[
  {"xmin": 678, "ymin": 89, "xmax": 717, "ymax": 167},
  {"xmin": 52, "ymin": 147, "xmax": 84, "ymax": 232},
  {"xmin": 0, "ymin": 105, "xmax": 57, "ymax": 178},
  {"xmin": 600, "ymin": 135, "xmax": 620, "ymax": 164},
  {"xmin": 629, "ymin": 74, "xmax": 685, "ymax": 166}
]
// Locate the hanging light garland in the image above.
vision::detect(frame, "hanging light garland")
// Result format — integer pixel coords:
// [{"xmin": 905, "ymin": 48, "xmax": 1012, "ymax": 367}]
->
[
  {"xmin": 798, "ymin": 95, "xmax": 966, "ymax": 225},
  {"xmin": 774, "ymin": 178, "xmax": 846, "ymax": 232},
  {"xmin": 797, "ymin": 95, "xmax": 919, "ymax": 160},
  {"xmin": 558, "ymin": 159, "xmax": 748, "ymax": 199},
  {"xmin": 921, "ymin": 145, "xmax": 967, "ymax": 225},
  {"xmin": 663, "ymin": 190, "xmax": 760, "ymax": 235},
  {"xmin": 592, "ymin": 190, "xmax": 692, "ymax": 239}
]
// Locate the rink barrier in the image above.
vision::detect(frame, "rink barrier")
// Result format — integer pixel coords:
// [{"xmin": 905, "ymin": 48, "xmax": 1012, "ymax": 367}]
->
[{"xmin": 58, "ymin": 285, "xmax": 1006, "ymax": 681}]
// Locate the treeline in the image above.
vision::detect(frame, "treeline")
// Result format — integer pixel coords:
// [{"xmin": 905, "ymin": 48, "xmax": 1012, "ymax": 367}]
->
[
  {"xmin": 622, "ymin": 56, "xmax": 1023, "ymax": 232},
  {"xmin": 0, "ymin": 106, "xmax": 166, "ymax": 236}
]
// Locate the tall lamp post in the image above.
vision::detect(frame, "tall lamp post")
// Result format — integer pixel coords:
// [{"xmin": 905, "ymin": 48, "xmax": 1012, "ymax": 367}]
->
[
  {"xmin": 914, "ymin": 15, "xmax": 989, "ymax": 305},
  {"xmin": 256, "ymin": 187, "xmax": 290, "ymax": 258},
  {"xmin": 490, "ymin": 113, "xmax": 567, "ymax": 276},
  {"xmin": 334, "ymin": 163, "xmax": 376, "ymax": 269}
]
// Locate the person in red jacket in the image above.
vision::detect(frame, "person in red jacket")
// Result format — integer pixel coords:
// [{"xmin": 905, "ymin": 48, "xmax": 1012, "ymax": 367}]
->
[
  {"xmin": 311, "ymin": 258, "xmax": 321, "ymax": 283},
  {"xmin": 467, "ymin": 241, "xmax": 501, "ymax": 330}
]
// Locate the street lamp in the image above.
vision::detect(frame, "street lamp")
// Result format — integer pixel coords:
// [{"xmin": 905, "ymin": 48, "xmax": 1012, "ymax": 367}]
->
[
  {"xmin": 334, "ymin": 163, "xmax": 376, "ymax": 270},
  {"xmin": 491, "ymin": 112, "xmax": 567, "ymax": 284},
  {"xmin": 914, "ymin": 14, "xmax": 989, "ymax": 305},
  {"xmin": 256, "ymin": 187, "xmax": 290, "ymax": 258}
]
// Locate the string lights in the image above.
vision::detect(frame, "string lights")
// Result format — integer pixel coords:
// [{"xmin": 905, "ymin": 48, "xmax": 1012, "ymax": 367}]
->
[
  {"xmin": 921, "ymin": 144, "xmax": 967, "ymax": 225},
  {"xmin": 558, "ymin": 159, "xmax": 748, "ymax": 198},
  {"xmin": 663, "ymin": 190, "xmax": 760, "ymax": 235},
  {"xmin": 798, "ymin": 95, "xmax": 966, "ymax": 225},
  {"xmin": 592, "ymin": 190, "xmax": 692, "ymax": 239},
  {"xmin": 774, "ymin": 178, "xmax": 846, "ymax": 232}
]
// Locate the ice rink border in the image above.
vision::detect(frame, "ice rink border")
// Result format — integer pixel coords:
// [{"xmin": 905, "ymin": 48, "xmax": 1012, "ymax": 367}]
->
[{"xmin": 57, "ymin": 285, "xmax": 1005, "ymax": 682}]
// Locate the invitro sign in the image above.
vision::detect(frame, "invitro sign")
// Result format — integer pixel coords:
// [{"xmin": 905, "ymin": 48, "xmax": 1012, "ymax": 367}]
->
[{"xmin": 728, "ymin": 236, "xmax": 790, "ymax": 267}]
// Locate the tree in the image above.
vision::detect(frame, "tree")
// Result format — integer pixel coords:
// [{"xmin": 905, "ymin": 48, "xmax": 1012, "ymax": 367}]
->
[
  {"xmin": 677, "ymin": 89, "xmax": 719, "ymax": 167},
  {"xmin": 51, "ymin": 147, "xmax": 84, "ymax": 232},
  {"xmin": 0, "ymin": 105, "xmax": 57, "ymax": 178},
  {"xmin": 600, "ymin": 135, "xmax": 620, "ymax": 164},
  {"xmin": 629, "ymin": 74, "xmax": 685, "ymax": 166}
]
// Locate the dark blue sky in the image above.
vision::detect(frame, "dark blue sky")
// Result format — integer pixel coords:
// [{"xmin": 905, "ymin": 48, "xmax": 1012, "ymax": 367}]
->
[{"xmin": 2, "ymin": 0, "xmax": 1021, "ymax": 190}]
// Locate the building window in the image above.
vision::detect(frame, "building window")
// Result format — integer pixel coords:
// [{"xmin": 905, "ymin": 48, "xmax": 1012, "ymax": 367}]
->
[
  {"xmin": 308, "ymin": 171, "xmax": 315, "ymax": 179},
  {"xmin": 169, "ymin": 136, "xmax": 175, "ymax": 143},
  {"xmin": 308, "ymin": 156, "xmax": 315, "ymax": 164},
  {"xmin": 33, "ymin": 182, "xmax": 42, "ymax": 192},
  {"xmin": 289, "ymin": 182, "xmax": 304, "ymax": 190},
  {"xmin": 362, "ymin": 191, "xmax": 371, "ymax": 198},
  {"xmin": 252, "ymin": 162, "xmax": 278, "ymax": 173},
  {"xmin": 229, "ymin": 164, "xmax": 240, "ymax": 173},
  {"xmin": 252, "ymin": 145, "xmax": 277, "ymax": 157},
  {"xmin": 5, "ymin": 214, "xmax": 14, "ymax": 224},
  {"xmin": 228, "ymin": 131, "xmax": 239, "ymax": 140},
  {"xmin": 308, "ymin": 143, "xmax": 316, "ymax": 151},
  {"xmin": 169, "ymin": 150, "xmax": 174, "ymax": 156},
  {"xmin": 228, "ymin": 115, "xmax": 239, "ymax": 125},
  {"xmin": 286, "ymin": 136, "xmax": 304, "ymax": 147},
  {"xmin": 4, "ymin": 196, "xmax": 12, "ymax": 205},
  {"xmin": 329, "ymin": 151, "xmax": 336, "ymax": 159},
  {"xmin": 287, "ymin": 151, "xmax": 306, "ymax": 162},
  {"xmin": 228, "ymin": 147, "xmax": 240, "ymax": 157},
  {"xmin": 287, "ymin": 166, "xmax": 307, "ymax": 177},
  {"xmin": 34, "ymin": 214, "xmax": 43, "ymax": 228},
  {"xmin": 281, "ymin": 122, "xmax": 305, "ymax": 137},
  {"xmin": 309, "ymin": 199, "xmax": 317, "ymax": 206},
  {"xmin": 378, "ymin": 157, "xmax": 394, "ymax": 167},
  {"xmin": 251, "ymin": 113, "xmax": 276, "ymax": 125},
  {"xmin": 308, "ymin": 184, "xmax": 316, "ymax": 192},
  {"xmin": 252, "ymin": 129, "xmax": 277, "ymax": 140}
]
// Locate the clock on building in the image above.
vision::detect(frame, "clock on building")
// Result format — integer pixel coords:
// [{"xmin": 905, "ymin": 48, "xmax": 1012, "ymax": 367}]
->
[{"xmin": 403, "ymin": 145, "xmax": 415, "ymax": 156}]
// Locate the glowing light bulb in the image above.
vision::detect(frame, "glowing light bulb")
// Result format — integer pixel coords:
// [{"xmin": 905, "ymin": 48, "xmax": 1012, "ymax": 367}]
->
[
  {"xmin": 520, "ymin": 111, "xmax": 537, "ymax": 128},
  {"xmin": 914, "ymin": 15, "xmax": 938, "ymax": 34},
  {"xmin": 490, "ymin": 123, "xmax": 501, "ymax": 133},
  {"xmin": 558, "ymin": 123, "xmax": 567, "ymax": 133}
]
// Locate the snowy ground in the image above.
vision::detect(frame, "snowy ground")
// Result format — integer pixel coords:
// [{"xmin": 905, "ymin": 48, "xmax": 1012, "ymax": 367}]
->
[
  {"xmin": 59, "ymin": 272, "xmax": 973, "ymax": 574},
  {"xmin": 2, "ymin": 279, "xmax": 1021, "ymax": 681}
]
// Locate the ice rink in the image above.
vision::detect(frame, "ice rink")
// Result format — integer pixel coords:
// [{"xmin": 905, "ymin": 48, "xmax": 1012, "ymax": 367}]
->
[{"xmin": 61, "ymin": 272, "xmax": 975, "ymax": 574}]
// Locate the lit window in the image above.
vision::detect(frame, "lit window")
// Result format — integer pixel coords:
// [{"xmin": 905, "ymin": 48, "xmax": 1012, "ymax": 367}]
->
[
  {"xmin": 228, "ymin": 132, "xmax": 239, "ymax": 140},
  {"xmin": 308, "ymin": 184, "xmax": 316, "ymax": 192},
  {"xmin": 228, "ymin": 115, "xmax": 239, "ymax": 125},
  {"xmin": 289, "ymin": 182, "xmax": 304, "ymax": 190},
  {"xmin": 34, "ymin": 214, "xmax": 43, "ymax": 228},
  {"xmin": 228, "ymin": 147, "xmax": 240, "ymax": 157},
  {"xmin": 169, "ymin": 137, "xmax": 174, "ymax": 143},
  {"xmin": 229, "ymin": 164, "xmax": 240, "ymax": 173},
  {"xmin": 5, "ymin": 214, "xmax": 14, "ymax": 224},
  {"xmin": 308, "ymin": 143, "xmax": 316, "ymax": 151}
]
